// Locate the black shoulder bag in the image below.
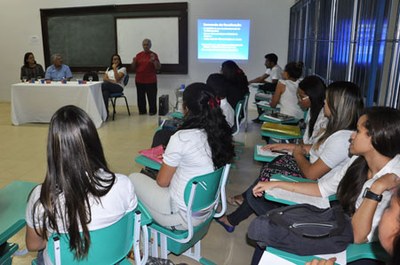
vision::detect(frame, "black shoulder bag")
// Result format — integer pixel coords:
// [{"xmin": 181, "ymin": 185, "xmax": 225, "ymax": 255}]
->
[{"xmin": 248, "ymin": 204, "xmax": 354, "ymax": 255}]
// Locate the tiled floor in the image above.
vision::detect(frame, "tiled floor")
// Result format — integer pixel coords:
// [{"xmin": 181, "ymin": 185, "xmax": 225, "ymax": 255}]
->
[{"xmin": 0, "ymin": 102, "xmax": 266, "ymax": 265}]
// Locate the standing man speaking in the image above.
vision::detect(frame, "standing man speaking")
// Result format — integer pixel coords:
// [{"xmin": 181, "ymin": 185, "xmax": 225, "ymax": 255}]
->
[{"xmin": 132, "ymin": 39, "xmax": 161, "ymax": 116}]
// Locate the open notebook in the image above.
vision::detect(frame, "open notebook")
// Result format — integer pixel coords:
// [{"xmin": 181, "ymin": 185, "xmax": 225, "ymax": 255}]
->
[{"xmin": 138, "ymin": 145, "xmax": 164, "ymax": 164}]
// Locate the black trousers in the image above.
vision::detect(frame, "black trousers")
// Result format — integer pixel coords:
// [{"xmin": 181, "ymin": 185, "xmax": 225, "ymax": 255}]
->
[
  {"xmin": 136, "ymin": 82, "xmax": 157, "ymax": 114},
  {"xmin": 101, "ymin": 81, "xmax": 123, "ymax": 114}
]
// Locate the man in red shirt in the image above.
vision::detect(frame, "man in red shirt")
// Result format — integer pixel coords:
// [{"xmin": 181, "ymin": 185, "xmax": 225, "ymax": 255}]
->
[{"xmin": 132, "ymin": 39, "xmax": 161, "ymax": 115}]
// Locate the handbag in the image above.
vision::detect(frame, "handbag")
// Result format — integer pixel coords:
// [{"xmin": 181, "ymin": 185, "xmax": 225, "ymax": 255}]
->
[{"xmin": 248, "ymin": 204, "xmax": 354, "ymax": 255}]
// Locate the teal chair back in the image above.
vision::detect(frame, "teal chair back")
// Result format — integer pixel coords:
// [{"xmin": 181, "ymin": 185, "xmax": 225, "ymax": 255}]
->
[
  {"xmin": 33, "ymin": 210, "xmax": 140, "ymax": 265},
  {"xmin": 183, "ymin": 166, "xmax": 224, "ymax": 213},
  {"xmin": 149, "ymin": 165, "xmax": 230, "ymax": 264}
]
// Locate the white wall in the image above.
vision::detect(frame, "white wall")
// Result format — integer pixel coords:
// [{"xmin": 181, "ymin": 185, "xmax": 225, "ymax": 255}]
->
[{"xmin": 1, "ymin": 0, "xmax": 295, "ymax": 106}]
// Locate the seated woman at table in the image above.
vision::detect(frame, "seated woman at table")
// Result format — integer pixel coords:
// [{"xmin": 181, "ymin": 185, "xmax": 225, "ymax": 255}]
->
[
  {"xmin": 129, "ymin": 82, "xmax": 235, "ymax": 229},
  {"xmin": 252, "ymin": 107, "xmax": 400, "ymax": 265},
  {"xmin": 217, "ymin": 81, "xmax": 363, "ymax": 231},
  {"xmin": 298, "ymin": 75, "xmax": 328, "ymax": 144},
  {"xmin": 20, "ymin": 52, "xmax": 45, "ymax": 81},
  {"xmin": 25, "ymin": 105, "xmax": 137, "ymax": 265},
  {"xmin": 101, "ymin": 53, "xmax": 127, "ymax": 118},
  {"xmin": 220, "ymin": 60, "xmax": 249, "ymax": 109},
  {"xmin": 269, "ymin": 62, "xmax": 304, "ymax": 119}
]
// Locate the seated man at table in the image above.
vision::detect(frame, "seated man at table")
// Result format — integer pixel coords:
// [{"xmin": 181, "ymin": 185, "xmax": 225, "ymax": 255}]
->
[{"xmin": 44, "ymin": 53, "xmax": 73, "ymax": 81}]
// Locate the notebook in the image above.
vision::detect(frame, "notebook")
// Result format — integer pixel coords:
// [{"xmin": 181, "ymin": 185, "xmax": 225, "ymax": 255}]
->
[
  {"xmin": 138, "ymin": 145, "xmax": 164, "ymax": 164},
  {"xmin": 261, "ymin": 123, "xmax": 301, "ymax": 136}
]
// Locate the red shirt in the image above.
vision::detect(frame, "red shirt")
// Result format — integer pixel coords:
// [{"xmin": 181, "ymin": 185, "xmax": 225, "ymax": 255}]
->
[{"xmin": 134, "ymin": 51, "xmax": 159, "ymax": 84}]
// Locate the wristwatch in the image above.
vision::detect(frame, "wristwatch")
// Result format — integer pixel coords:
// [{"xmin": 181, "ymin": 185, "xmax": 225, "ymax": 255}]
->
[{"xmin": 363, "ymin": 187, "xmax": 382, "ymax": 202}]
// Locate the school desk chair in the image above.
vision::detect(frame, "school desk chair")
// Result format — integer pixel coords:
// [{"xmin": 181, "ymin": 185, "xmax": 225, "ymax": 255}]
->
[
  {"xmin": 148, "ymin": 164, "xmax": 231, "ymax": 265},
  {"xmin": 31, "ymin": 210, "xmax": 143, "ymax": 265}
]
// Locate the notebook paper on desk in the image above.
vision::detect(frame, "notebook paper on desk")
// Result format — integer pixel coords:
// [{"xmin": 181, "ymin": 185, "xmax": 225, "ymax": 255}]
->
[
  {"xmin": 262, "ymin": 112, "xmax": 296, "ymax": 122},
  {"xmin": 256, "ymin": 145, "xmax": 284, "ymax": 158},
  {"xmin": 265, "ymin": 188, "xmax": 330, "ymax": 209}
]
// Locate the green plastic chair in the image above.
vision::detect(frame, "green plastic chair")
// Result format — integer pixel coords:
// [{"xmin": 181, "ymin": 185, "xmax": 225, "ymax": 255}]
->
[
  {"xmin": 148, "ymin": 164, "xmax": 231, "ymax": 265},
  {"xmin": 264, "ymin": 241, "xmax": 390, "ymax": 264},
  {"xmin": 31, "ymin": 210, "xmax": 143, "ymax": 265},
  {"xmin": 0, "ymin": 242, "xmax": 19, "ymax": 265}
]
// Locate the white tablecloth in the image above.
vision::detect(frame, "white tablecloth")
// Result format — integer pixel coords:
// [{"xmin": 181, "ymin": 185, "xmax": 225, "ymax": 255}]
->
[{"xmin": 11, "ymin": 81, "xmax": 107, "ymax": 128}]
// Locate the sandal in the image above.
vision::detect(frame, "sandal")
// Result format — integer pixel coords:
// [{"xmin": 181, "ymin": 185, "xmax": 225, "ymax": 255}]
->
[{"xmin": 227, "ymin": 195, "xmax": 243, "ymax": 206}]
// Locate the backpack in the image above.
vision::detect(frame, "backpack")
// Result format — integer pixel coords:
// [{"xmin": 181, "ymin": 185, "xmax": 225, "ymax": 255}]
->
[{"xmin": 248, "ymin": 204, "xmax": 354, "ymax": 255}]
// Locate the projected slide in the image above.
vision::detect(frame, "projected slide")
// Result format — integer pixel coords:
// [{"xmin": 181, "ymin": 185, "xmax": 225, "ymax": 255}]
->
[{"xmin": 198, "ymin": 19, "xmax": 250, "ymax": 60}]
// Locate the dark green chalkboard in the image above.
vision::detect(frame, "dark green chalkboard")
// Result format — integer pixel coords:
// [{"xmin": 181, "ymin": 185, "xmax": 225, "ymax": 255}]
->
[
  {"xmin": 40, "ymin": 3, "xmax": 188, "ymax": 74},
  {"xmin": 47, "ymin": 14, "xmax": 115, "ymax": 68}
]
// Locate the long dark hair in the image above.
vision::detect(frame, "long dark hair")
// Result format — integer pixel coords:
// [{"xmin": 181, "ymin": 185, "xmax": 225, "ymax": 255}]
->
[
  {"xmin": 180, "ymin": 83, "xmax": 235, "ymax": 168},
  {"xmin": 315, "ymin": 81, "xmax": 364, "ymax": 149},
  {"xmin": 32, "ymin": 105, "xmax": 116, "ymax": 259},
  {"xmin": 337, "ymin": 107, "xmax": 400, "ymax": 215},
  {"xmin": 23, "ymin": 52, "xmax": 35, "ymax": 67},
  {"xmin": 221, "ymin": 60, "xmax": 249, "ymax": 92},
  {"xmin": 299, "ymin": 76, "xmax": 326, "ymax": 138},
  {"xmin": 108, "ymin": 53, "xmax": 123, "ymax": 69}
]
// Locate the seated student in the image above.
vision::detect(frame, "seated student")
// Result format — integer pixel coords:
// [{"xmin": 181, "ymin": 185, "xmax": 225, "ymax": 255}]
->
[
  {"xmin": 252, "ymin": 107, "xmax": 400, "ymax": 265},
  {"xmin": 220, "ymin": 60, "xmax": 249, "ymax": 110},
  {"xmin": 298, "ymin": 75, "xmax": 328, "ymax": 144},
  {"xmin": 44, "ymin": 53, "xmax": 72, "ymax": 81},
  {"xmin": 307, "ymin": 184, "xmax": 400, "ymax": 265},
  {"xmin": 25, "ymin": 105, "xmax": 137, "ymax": 265},
  {"xmin": 101, "ymin": 54, "xmax": 127, "ymax": 118},
  {"xmin": 269, "ymin": 61, "xmax": 305, "ymax": 119},
  {"xmin": 249, "ymin": 53, "xmax": 283, "ymax": 123},
  {"xmin": 20, "ymin": 52, "xmax": 45, "ymax": 81},
  {"xmin": 217, "ymin": 81, "xmax": 363, "ymax": 231},
  {"xmin": 129, "ymin": 83, "xmax": 234, "ymax": 229},
  {"xmin": 206, "ymin": 73, "xmax": 235, "ymax": 127},
  {"xmin": 249, "ymin": 53, "xmax": 282, "ymax": 85}
]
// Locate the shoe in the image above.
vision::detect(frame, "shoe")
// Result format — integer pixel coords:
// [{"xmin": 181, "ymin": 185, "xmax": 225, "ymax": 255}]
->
[
  {"xmin": 149, "ymin": 112, "xmax": 157, "ymax": 116},
  {"xmin": 252, "ymin": 118, "xmax": 262, "ymax": 124},
  {"xmin": 214, "ymin": 218, "xmax": 235, "ymax": 233},
  {"xmin": 139, "ymin": 112, "xmax": 147, "ymax": 115}
]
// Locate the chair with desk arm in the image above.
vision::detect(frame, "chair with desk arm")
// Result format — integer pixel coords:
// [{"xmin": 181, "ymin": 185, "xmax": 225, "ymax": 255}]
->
[
  {"xmin": 259, "ymin": 174, "xmax": 389, "ymax": 265},
  {"xmin": 148, "ymin": 164, "xmax": 231, "ymax": 265},
  {"xmin": 31, "ymin": 210, "xmax": 144, "ymax": 265}
]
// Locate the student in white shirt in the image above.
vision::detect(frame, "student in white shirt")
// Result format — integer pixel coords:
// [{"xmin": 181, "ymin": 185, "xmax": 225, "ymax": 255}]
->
[
  {"xmin": 252, "ymin": 107, "xmax": 400, "ymax": 265},
  {"xmin": 25, "ymin": 106, "xmax": 137, "ymax": 265},
  {"xmin": 129, "ymin": 83, "xmax": 235, "ymax": 230},
  {"xmin": 218, "ymin": 81, "xmax": 364, "ymax": 232}
]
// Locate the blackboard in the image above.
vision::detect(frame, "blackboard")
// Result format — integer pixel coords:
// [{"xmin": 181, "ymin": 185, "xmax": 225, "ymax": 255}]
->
[{"xmin": 40, "ymin": 3, "xmax": 188, "ymax": 74}]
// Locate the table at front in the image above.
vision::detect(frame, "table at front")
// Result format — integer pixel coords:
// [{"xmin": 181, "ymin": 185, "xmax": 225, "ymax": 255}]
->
[{"xmin": 11, "ymin": 81, "xmax": 107, "ymax": 128}]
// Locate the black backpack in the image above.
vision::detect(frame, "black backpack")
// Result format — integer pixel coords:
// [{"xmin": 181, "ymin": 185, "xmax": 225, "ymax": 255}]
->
[{"xmin": 248, "ymin": 204, "xmax": 354, "ymax": 255}]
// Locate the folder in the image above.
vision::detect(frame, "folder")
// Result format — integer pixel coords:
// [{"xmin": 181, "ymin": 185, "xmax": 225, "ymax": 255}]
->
[{"xmin": 261, "ymin": 122, "xmax": 301, "ymax": 136}]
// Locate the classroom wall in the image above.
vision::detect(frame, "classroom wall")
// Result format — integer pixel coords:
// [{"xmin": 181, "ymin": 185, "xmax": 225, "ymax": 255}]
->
[{"xmin": 0, "ymin": 0, "xmax": 295, "ymax": 106}]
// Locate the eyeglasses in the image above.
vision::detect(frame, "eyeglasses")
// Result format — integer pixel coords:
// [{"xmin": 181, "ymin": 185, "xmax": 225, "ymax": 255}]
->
[{"xmin": 297, "ymin": 94, "xmax": 309, "ymax": 101}]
